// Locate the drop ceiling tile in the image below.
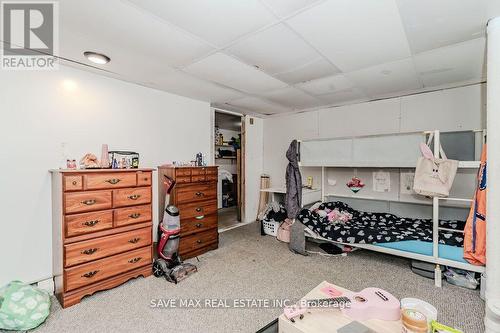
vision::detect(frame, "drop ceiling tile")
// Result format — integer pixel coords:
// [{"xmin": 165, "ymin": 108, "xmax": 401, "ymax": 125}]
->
[
  {"xmin": 227, "ymin": 97, "xmax": 292, "ymax": 114},
  {"xmin": 316, "ymin": 88, "xmax": 368, "ymax": 106},
  {"xmin": 414, "ymin": 38, "xmax": 486, "ymax": 88},
  {"xmin": 397, "ymin": 0, "xmax": 487, "ymax": 53},
  {"xmin": 227, "ymin": 24, "xmax": 320, "ymax": 74},
  {"xmin": 287, "ymin": 0, "xmax": 411, "ymax": 72},
  {"xmin": 262, "ymin": 87, "xmax": 323, "ymax": 109},
  {"xmin": 296, "ymin": 74, "xmax": 354, "ymax": 96},
  {"xmin": 275, "ymin": 58, "xmax": 340, "ymax": 84},
  {"xmin": 60, "ymin": 0, "xmax": 213, "ymax": 67},
  {"xmin": 262, "ymin": 0, "xmax": 322, "ymax": 18},
  {"xmin": 126, "ymin": 0, "xmax": 276, "ymax": 47},
  {"xmin": 153, "ymin": 71, "xmax": 245, "ymax": 103},
  {"xmin": 59, "ymin": 30, "xmax": 178, "ymax": 84},
  {"xmin": 184, "ymin": 53, "xmax": 288, "ymax": 94},
  {"xmin": 346, "ymin": 58, "xmax": 422, "ymax": 98}
]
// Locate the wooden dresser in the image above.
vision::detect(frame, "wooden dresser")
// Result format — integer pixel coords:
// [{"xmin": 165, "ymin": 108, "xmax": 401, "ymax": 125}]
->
[
  {"xmin": 50, "ymin": 168, "xmax": 154, "ymax": 308},
  {"xmin": 158, "ymin": 166, "xmax": 218, "ymax": 259}
]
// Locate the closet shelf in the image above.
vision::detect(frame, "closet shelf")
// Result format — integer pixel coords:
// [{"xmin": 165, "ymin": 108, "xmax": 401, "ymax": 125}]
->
[
  {"xmin": 325, "ymin": 193, "xmax": 471, "ymax": 208},
  {"xmin": 216, "ymin": 156, "xmax": 236, "ymax": 159}
]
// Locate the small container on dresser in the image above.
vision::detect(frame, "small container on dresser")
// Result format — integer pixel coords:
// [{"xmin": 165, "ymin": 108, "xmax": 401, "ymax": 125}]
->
[
  {"xmin": 50, "ymin": 168, "xmax": 154, "ymax": 308},
  {"xmin": 158, "ymin": 166, "xmax": 218, "ymax": 259}
]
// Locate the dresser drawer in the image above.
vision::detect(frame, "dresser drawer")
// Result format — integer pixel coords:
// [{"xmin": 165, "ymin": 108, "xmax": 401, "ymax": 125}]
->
[
  {"xmin": 181, "ymin": 214, "xmax": 217, "ymax": 236},
  {"xmin": 176, "ymin": 168, "xmax": 192, "ymax": 176},
  {"xmin": 176, "ymin": 176, "xmax": 191, "ymax": 184},
  {"xmin": 65, "ymin": 210, "xmax": 113, "ymax": 238},
  {"xmin": 114, "ymin": 204, "xmax": 152, "ymax": 227},
  {"xmin": 177, "ymin": 183, "xmax": 216, "ymax": 203},
  {"xmin": 191, "ymin": 168, "xmax": 206, "ymax": 176},
  {"xmin": 65, "ymin": 246, "xmax": 151, "ymax": 292},
  {"xmin": 179, "ymin": 229, "xmax": 218, "ymax": 255},
  {"xmin": 64, "ymin": 191, "xmax": 112, "ymax": 214},
  {"xmin": 113, "ymin": 187, "xmax": 151, "ymax": 208},
  {"xmin": 137, "ymin": 171, "xmax": 152, "ymax": 186},
  {"xmin": 191, "ymin": 175, "xmax": 206, "ymax": 182},
  {"xmin": 178, "ymin": 201, "xmax": 217, "ymax": 220},
  {"xmin": 84, "ymin": 172, "xmax": 137, "ymax": 190},
  {"xmin": 64, "ymin": 175, "xmax": 83, "ymax": 192},
  {"xmin": 64, "ymin": 227, "xmax": 151, "ymax": 267}
]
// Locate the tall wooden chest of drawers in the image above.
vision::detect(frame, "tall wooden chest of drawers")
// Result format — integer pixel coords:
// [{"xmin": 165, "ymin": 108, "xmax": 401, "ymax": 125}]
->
[
  {"xmin": 158, "ymin": 166, "xmax": 218, "ymax": 259},
  {"xmin": 51, "ymin": 169, "xmax": 154, "ymax": 308}
]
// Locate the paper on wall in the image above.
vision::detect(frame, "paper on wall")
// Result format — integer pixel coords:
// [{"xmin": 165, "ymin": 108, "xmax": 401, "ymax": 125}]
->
[
  {"xmin": 400, "ymin": 172, "xmax": 415, "ymax": 194},
  {"xmin": 373, "ymin": 171, "xmax": 390, "ymax": 192}
]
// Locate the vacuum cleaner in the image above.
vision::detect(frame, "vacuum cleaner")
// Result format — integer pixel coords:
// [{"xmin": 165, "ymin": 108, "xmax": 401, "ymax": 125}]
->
[{"xmin": 152, "ymin": 175, "xmax": 197, "ymax": 283}]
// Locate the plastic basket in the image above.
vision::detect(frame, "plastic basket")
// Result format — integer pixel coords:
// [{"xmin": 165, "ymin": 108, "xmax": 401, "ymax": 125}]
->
[{"xmin": 262, "ymin": 220, "xmax": 280, "ymax": 237}]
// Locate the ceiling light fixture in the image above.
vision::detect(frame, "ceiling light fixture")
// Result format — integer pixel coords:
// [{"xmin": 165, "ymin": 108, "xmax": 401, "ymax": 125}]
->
[{"xmin": 84, "ymin": 51, "xmax": 110, "ymax": 65}]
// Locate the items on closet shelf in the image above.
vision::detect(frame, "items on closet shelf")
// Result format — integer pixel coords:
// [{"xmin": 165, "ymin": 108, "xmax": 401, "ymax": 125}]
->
[{"xmin": 464, "ymin": 144, "xmax": 487, "ymax": 266}]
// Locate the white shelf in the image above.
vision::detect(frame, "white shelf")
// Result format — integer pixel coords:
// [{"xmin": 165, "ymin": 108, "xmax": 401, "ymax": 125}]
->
[
  {"xmin": 325, "ymin": 193, "xmax": 470, "ymax": 208},
  {"xmin": 458, "ymin": 161, "xmax": 480, "ymax": 168},
  {"xmin": 301, "ymin": 161, "xmax": 480, "ymax": 169}
]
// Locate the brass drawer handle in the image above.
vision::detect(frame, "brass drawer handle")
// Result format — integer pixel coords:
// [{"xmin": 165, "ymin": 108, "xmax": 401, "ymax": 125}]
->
[
  {"xmin": 129, "ymin": 213, "xmax": 141, "ymax": 219},
  {"xmin": 128, "ymin": 237, "xmax": 141, "ymax": 244},
  {"xmin": 195, "ymin": 192, "xmax": 204, "ymax": 197},
  {"xmin": 106, "ymin": 178, "xmax": 121, "ymax": 185},
  {"xmin": 81, "ymin": 248, "xmax": 98, "ymax": 255},
  {"xmin": 195, "ymin": 223, "xmax": 202, "ymax": 228},
  {"xmin": 81, "ymin": 199, "xmax": 96, "ymax": 205},
  {"xmin": 128, "ymin": 194, "xmax": 141, "ymax": 200},
  {"xmin": 82, "ymin": 270, "xmax": 99, "ymax": 278},
  {"xmin": 72, "ymin": 181, "xmax": 78, "ymax": 186},
  {"xmin": 83, "ymin": 219, "xmax": 99, "ymax": 227},
  {"xmin": 195, "ymin": 207, "xmax": 202, "ymax": 212},
  {"xmin": 195, "ymin": 215, "xmax": 205, "ymax": 220},
  {"xmin": 128, "ymin": 257, "xmax": 142, "ymax": 264},
  {"xmin": 196, "ymin": 240, "xmax": 202, "ymax": 244}
]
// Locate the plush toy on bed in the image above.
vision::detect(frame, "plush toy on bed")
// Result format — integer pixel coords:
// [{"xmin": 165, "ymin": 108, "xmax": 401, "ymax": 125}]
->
[
  {"xmin": 309, "ymin": 202, "xmax": 353, "ymax": 224},
  {"xmin": 326, "ymin": 209, "xmax": 353, "ymax": 224}
]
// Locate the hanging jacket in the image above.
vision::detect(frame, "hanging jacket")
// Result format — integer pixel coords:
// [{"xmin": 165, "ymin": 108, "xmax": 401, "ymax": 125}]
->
[
  {"xmin": 285, "ymin": 140, "xmax": 302, "ymax": 219},
  {"xmin": 463, "ymin": 144, "xmax": 487, "ymax": 265}
]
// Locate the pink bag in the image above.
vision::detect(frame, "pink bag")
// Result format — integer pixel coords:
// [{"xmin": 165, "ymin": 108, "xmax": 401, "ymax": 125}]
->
[{"xmin": 277, "ymin": 219, "xmax": 294, "ymax": 243}]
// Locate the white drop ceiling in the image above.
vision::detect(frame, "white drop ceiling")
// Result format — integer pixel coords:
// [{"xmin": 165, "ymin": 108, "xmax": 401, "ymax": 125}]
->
[{"xmin": 7, "ymin": 0, "xmax": 497, "ymax": 115}]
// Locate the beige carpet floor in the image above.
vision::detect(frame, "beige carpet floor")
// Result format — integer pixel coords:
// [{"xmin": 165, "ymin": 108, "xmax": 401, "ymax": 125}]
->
[{"xmin": 29, "ymin": 222, "xmax": 484, "ymax": 333}]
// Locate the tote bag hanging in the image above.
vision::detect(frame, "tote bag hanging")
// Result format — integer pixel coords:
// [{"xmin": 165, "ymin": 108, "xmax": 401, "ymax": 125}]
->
[{"xmin": 413, "ymin": 133, "xmax": 458, "ymax": 197}]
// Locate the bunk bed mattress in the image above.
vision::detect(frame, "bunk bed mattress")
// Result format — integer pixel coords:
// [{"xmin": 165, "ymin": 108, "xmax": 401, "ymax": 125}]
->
[
  {"xmin": 374, "ymin": 241, "xmax": 467, "ymax": 263},
  {"xmin": 297, "ymin": 201, "xmax": 465, "ymax": 247}
]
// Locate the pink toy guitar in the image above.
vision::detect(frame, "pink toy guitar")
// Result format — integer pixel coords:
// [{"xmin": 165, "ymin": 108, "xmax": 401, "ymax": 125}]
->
[
  {"xmin": 341, "ymin": 287, "xmax": 400, "ymax": 321},
  {"xmin": 284, "ymin": 297, "xmax": 351, "ymax": 322}
]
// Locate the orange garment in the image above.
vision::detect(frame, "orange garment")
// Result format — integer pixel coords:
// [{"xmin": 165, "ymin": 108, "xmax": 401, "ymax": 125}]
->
[{"xmin": 464, "ymin": 145, "xmax": 487, "ymax": 265}]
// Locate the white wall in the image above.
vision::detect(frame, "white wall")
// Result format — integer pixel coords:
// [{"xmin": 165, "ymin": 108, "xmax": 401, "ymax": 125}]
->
[
  {"xmin": 263, "ymin": 84, "xmax": 486, "ymax": 188},
  {"xmin": 0, "ymin": 65, "xmax": 211, "ymax": 286},
  {"xmin": 244, "ymin": 116, "xmax": 264, "ymax": 223}
]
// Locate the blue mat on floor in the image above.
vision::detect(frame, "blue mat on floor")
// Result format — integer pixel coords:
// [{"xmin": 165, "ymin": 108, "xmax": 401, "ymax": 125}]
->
[{"xmin": 375, "ymin": 241, "xmax": 467, "ymax": 263}]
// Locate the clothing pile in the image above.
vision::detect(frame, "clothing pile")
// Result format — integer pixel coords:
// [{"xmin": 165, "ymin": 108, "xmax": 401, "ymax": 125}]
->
[{"xmin": 261, "ymin": 202, "xmax": 287, "ymax": 223}]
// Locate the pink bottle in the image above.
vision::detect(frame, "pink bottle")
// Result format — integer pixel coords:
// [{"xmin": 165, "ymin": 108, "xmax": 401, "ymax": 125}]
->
[{"xmin": 100, "ymin": 144, "xmax": 110, "ymax": 168}]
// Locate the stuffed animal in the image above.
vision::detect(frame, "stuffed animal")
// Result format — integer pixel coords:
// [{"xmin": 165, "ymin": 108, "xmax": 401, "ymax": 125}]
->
[{"xmin": 80, "ymin": 153, "xmax": 100, "ymax": 169}]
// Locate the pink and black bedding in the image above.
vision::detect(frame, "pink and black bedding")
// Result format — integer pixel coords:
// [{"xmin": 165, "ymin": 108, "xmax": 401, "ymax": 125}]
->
[{"xmin": 297, "ymin": 201, "xmax": 464, "ymax": 247}]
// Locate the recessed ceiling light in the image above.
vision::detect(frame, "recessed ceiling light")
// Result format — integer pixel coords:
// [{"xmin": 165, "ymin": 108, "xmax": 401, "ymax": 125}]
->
[{"xmin": 84, "ymin": 51, "xmax": 110, "ymax": 65}]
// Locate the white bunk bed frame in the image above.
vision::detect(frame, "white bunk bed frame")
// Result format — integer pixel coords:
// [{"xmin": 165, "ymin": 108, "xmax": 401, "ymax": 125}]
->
[{"xmin": 297, "ymin": 129, "xmax": 486, "ymax": 287}]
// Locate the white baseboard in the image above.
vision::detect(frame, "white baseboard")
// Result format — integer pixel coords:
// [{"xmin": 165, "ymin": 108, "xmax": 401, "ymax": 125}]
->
[{"xmin": 36, "ymin": 278, "xmax": 54, "ymax": 295}]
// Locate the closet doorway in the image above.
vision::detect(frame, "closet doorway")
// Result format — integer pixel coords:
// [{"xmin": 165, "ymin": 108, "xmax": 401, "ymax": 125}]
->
[{"xmin": 214, "ymin": 110, "xmax": 245, "ymax": 231}]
